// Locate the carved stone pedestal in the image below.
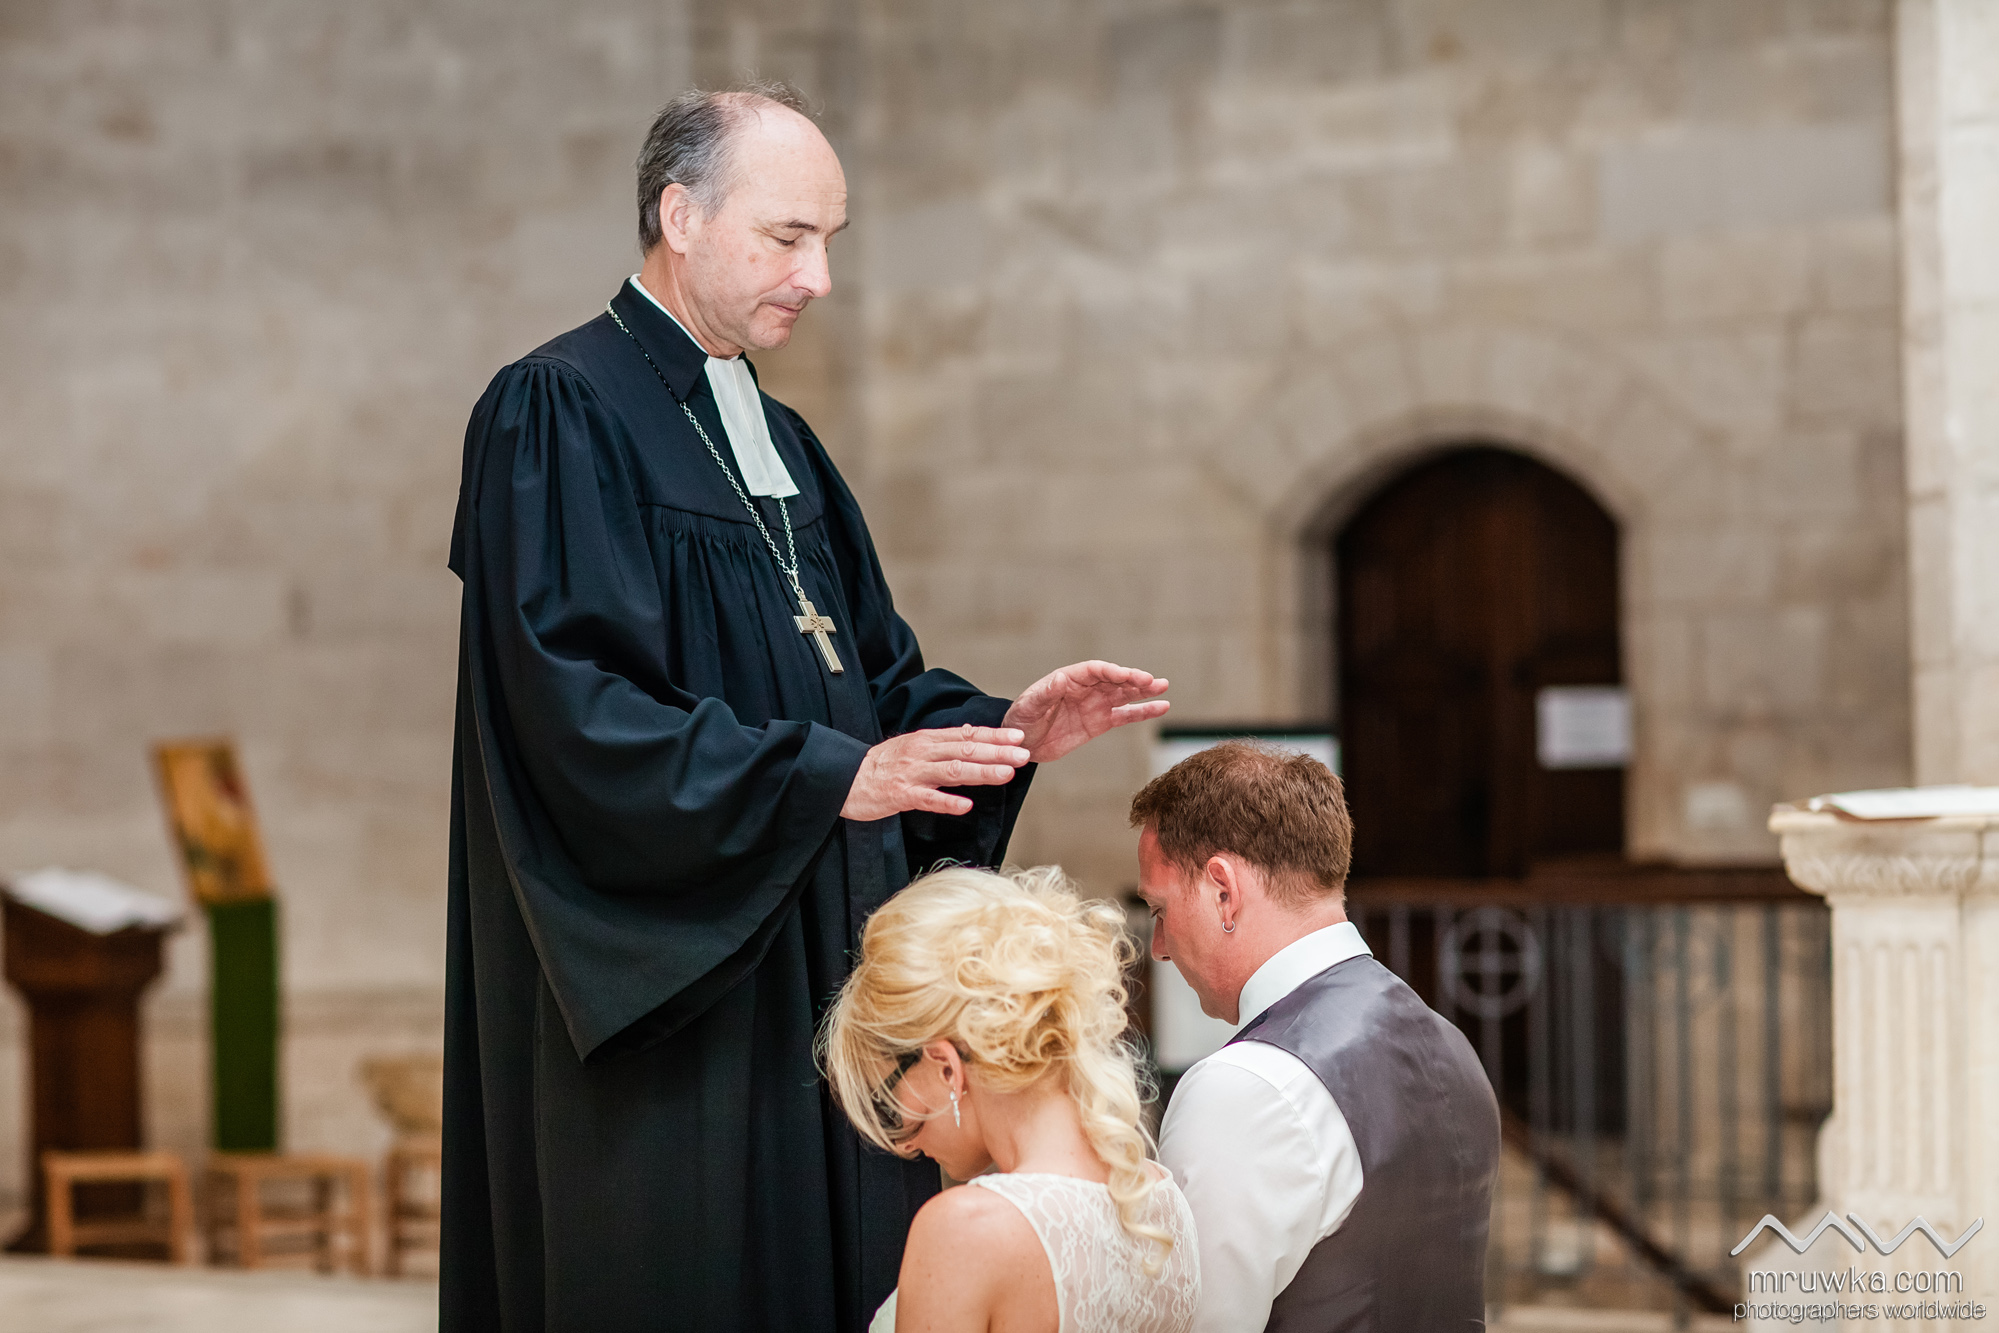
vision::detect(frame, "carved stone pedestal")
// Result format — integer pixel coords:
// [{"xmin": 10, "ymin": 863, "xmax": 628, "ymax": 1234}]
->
[{"xmin": 1751, "ymin": 807, "xmax": 1999, "ymax": 1327}]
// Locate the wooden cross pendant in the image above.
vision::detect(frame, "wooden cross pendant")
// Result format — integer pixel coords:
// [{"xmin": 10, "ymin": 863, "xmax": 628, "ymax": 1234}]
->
[{"xmin": 794, "ymin": 597, "xmax": 844, "ymax": 674}]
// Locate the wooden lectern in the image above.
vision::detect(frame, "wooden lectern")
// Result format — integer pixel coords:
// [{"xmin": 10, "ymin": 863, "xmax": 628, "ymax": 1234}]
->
[{"xmin": 2, "ymin": 895, "xmax": 169, "ymax": 1252}]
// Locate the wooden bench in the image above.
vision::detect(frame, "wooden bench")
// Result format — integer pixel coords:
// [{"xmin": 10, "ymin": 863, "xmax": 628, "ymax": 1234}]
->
[
  {"xmin": 384, "ymin": 1136, "xmax": 442, "ymax": 1276},
  {"xmin": 43, "ymin": 1150, "xmax": 193, "ymax": 1263},
  {"xmin": 204, "ymin": 1153, "xmax": 372, "ymax": 1274}
]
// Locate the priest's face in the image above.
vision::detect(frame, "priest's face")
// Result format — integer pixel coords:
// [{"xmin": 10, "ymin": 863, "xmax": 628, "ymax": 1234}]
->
[
  {"xmin": 1136, "ymin": 826, "xmax": 1238, "ymax": 1022},
  {"xmin": 653, "ymin": 104, "xmax": 848, "ymax": 356}
]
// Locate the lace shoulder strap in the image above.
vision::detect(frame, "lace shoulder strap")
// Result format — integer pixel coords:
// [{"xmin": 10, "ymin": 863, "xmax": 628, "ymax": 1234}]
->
[
  {"xmin": 965, "ymin": 1174, "xmax": 1084, "ymax": 1329},
  {"xmin": 963, "ymin": 1172, "xmax": 1200, "ymax": 1333}
]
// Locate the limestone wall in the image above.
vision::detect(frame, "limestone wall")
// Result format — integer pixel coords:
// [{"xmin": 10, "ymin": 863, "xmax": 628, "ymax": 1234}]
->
[
  {"xmin": 0, "ymin": 0, "xmax": 697, "ymax": 1213},
  {"xmin": 1897, "ymin": 0, "xmax": 1999, "ymax": 785},
  {"xmin": 0, "ymin": 0, "xmax": 1916, "ymax": 1216},
  {"xmin": 849, "ymin": 0, "xmax": 1913, "ymax": 888}
]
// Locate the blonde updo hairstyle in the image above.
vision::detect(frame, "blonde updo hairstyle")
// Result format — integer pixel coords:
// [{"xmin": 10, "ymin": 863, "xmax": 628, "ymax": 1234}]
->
[{"xmin": 820, "ymin": 864, "xmax": 1171, "ymax": 1268}]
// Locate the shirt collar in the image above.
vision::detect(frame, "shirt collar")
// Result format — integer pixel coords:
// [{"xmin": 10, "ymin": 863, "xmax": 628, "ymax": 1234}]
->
[
  {"xmin": 1236, "ymin": 921, "xmax": 1373, "ymax": 1026},
  {"xmin": 611, "ymin": 276, "xmax": 709, "ymax": 402}
]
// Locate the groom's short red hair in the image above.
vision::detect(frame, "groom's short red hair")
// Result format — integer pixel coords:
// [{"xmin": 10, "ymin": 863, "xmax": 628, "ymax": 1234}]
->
[{"xmin": 1128, "ymin": 741, "xmax": 1352, "ymax": 907}]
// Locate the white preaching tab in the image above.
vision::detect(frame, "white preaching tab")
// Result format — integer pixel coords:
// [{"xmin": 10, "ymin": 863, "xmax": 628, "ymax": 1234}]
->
[
  {"xmin": 1536, "ymin": 686, "xmax": 1631, "ymax": 769},
  {"xmin": 7, "ymin": 867, "xmax": 182, "ymax": 935},
  {"xmin": 627, "ymin": 276, "xmax": 798, "ymax": 498},
  {"xmin": 703, "ymin": 356, "xmax": 798, "ymax": 497}
]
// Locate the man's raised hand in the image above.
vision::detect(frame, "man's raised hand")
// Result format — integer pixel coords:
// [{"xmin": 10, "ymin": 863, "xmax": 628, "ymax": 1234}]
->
[
  {"xmin": 1003, "ymin": 661, "xmax": 1170, "ymax": 764},
  {"xmin": 839, "ymin": 725, "xmax": 1032, "ymax": 822}
]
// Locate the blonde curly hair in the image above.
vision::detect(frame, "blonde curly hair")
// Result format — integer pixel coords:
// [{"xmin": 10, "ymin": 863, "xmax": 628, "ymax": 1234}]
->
[{"xmin": 819, "ymin": 864, "xmax": 1172, "ymax": 1269}]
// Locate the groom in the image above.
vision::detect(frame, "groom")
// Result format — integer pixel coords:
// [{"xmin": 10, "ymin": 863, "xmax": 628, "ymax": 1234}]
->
[{"xmin": 1134, "ymin": 742, "xmax": 1500, "ymax": 1332}]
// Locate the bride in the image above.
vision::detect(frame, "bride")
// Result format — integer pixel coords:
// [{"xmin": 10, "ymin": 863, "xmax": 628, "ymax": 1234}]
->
[{"xmin": 821, "ymin": 864, "xmax": 1199, "ymax": 1333}]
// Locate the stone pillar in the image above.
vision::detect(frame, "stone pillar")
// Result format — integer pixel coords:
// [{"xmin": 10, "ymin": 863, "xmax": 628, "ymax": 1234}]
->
[
  {"xmin": 1898, "ymin": 0, "xmax": 1999, "ymax": 784},
  {"xmin": 1760, "ymin": 806, "xmax": 1999, "ymax": 1323}
]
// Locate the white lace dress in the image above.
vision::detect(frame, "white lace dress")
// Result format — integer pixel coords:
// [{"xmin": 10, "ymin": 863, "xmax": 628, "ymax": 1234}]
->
[{"xmin": 868, "ymin": 1169, "xmax": 1200, "ymax": 1333}]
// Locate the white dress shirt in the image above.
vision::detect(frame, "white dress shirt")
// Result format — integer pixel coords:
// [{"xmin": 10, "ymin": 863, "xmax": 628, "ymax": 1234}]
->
[
  {"xmin": 626, "ymin": 276, "xmax": 798, "ymax": 497},
  {"xmin": 1158, "ymin": 922, "xmax": 1373, "ymax": 1333}
]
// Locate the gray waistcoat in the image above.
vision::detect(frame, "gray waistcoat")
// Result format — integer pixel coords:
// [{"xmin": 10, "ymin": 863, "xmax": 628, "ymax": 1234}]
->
[{"xmin": 1230, "ymin": 955, "xmax": 1500, "ymax": 1333}]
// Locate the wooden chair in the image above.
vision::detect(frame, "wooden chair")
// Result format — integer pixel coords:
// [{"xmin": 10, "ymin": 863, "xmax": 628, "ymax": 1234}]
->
[
  {"xmin": 204, "ymin": 1152, "xmax": 372, "ymax": 1274},
  {"xmin": 361, "ymin": 1053, "xmax": 444, "ymax": 1276},
  {"xmin": 383, "ymin": 1135, "xmax": 443, "ymax": 1276},
  {"xmin": 42, "ymin": 1149, "xmax": 193, "ymax": 1263}
]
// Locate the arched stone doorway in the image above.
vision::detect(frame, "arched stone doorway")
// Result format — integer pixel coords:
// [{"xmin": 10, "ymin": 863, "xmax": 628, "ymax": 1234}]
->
[
  {"xmin": 1336, "ymin": 445, "xmax": 1624, "ymax": 880},
  {"xmin": 1318, "ymin": 444, "xmax": 1819, "ymax": 1310}
]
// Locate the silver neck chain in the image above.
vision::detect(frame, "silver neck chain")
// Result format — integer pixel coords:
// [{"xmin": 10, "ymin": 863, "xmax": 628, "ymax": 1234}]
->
[{"xmin": 606, "ymin": 302, "xmax": 806, "ymax": 602}]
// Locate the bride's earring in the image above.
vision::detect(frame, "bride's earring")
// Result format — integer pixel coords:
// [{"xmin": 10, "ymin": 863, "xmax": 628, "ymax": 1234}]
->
[{"xmin": 951, "ymin": 1089, "xmax": 961, "ymax": 1128}]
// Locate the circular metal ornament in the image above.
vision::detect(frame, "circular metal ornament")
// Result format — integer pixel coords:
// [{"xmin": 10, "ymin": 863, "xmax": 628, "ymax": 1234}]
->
[{"xmin": 1439, "ymin": 906, "xmax": 1544, "ymax": 1020}]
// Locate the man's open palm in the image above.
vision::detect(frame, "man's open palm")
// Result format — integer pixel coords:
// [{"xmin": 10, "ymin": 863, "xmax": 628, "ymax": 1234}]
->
[{"xmin": 1003, "ymin": 661, "xmax": 1170, "ymax": 764}]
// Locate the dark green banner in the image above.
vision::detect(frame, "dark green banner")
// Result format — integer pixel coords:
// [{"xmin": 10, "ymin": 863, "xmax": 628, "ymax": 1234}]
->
[{"xmin": 207, "ymin": 898, "xmax": 279, "ymax": 1151}]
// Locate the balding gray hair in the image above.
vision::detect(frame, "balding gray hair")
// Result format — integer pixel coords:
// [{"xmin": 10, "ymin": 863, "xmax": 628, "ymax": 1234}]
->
[{"xmin": 635, "ymin": 81, "xmax": 814, "ymax": 251}]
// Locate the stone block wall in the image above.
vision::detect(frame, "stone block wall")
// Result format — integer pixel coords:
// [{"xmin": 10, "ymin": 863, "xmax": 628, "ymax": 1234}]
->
[
  {"xmin": 848, "ymin": 0, "xmax": 1913, "ymax": 889},
  {"xmin": 0, "ymin": 0, "xmax": 1918, "ymax": 1216},
  {"xmin": 1897, "ymin": 0, "xmax": 1999, "ymax": 785},
  {"xmin": 0, "ymin": 0, "xmax": 698, "ymax": 1214}
]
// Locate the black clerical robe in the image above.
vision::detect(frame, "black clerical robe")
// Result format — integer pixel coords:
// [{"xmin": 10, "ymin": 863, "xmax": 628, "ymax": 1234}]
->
[{"xmin": 441, "ymin": 280, "xmax": 1033, "ymax": 1333}]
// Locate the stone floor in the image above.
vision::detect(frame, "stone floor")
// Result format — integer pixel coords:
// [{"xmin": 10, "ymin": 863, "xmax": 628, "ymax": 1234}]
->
[
  {"xmin": 0, "ymin": 1253, "xmax": 1739, "ymax": 1332},
  {"xmin": 0, "ymin": 1257, "xmax": 436, "ymax": 1333}
]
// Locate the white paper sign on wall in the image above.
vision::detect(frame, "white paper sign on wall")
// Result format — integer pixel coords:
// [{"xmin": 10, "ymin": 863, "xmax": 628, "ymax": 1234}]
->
[
  {"xmin": 1150, "ymin": 960, "xmax": 1242, "ymax": 1073},
  {"xmin": 1150, "ymin": 729, "xmax": 1338, "ymax": 779},
  {"xmin": 1142, "ymin": 725, "xmax": 1336, "ymax": 1071},
  {"xmin": 1535, "ymin": 686, "xmax": 1631, "ymax": 769}
]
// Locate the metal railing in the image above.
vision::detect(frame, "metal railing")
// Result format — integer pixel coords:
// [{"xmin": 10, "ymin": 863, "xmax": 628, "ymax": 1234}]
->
[{"xmin": 1349, "ymin": 873, "xmax": 1833, "ymax": 1319}]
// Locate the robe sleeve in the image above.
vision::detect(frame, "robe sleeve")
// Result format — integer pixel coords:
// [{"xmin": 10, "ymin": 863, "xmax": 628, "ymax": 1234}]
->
[
  {"xmin": 452, "ymin": 360, "xmax": 869, "ymax": 1061},
  {"xmin": 783, "ymin": 408, "xmax": 1037, "ymax": 877}
]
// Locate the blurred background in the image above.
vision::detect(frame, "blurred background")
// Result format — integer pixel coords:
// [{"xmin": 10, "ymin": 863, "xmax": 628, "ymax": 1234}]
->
[{"xmin": 3, "ymin": 0, "xmax": 1994, "ymax": 1326}]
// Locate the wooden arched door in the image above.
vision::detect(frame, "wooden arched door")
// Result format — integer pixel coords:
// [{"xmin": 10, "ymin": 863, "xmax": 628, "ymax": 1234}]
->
[{"xmin": 1337, "ymin": 446, "xmax": 1623, "ymax": 879}]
